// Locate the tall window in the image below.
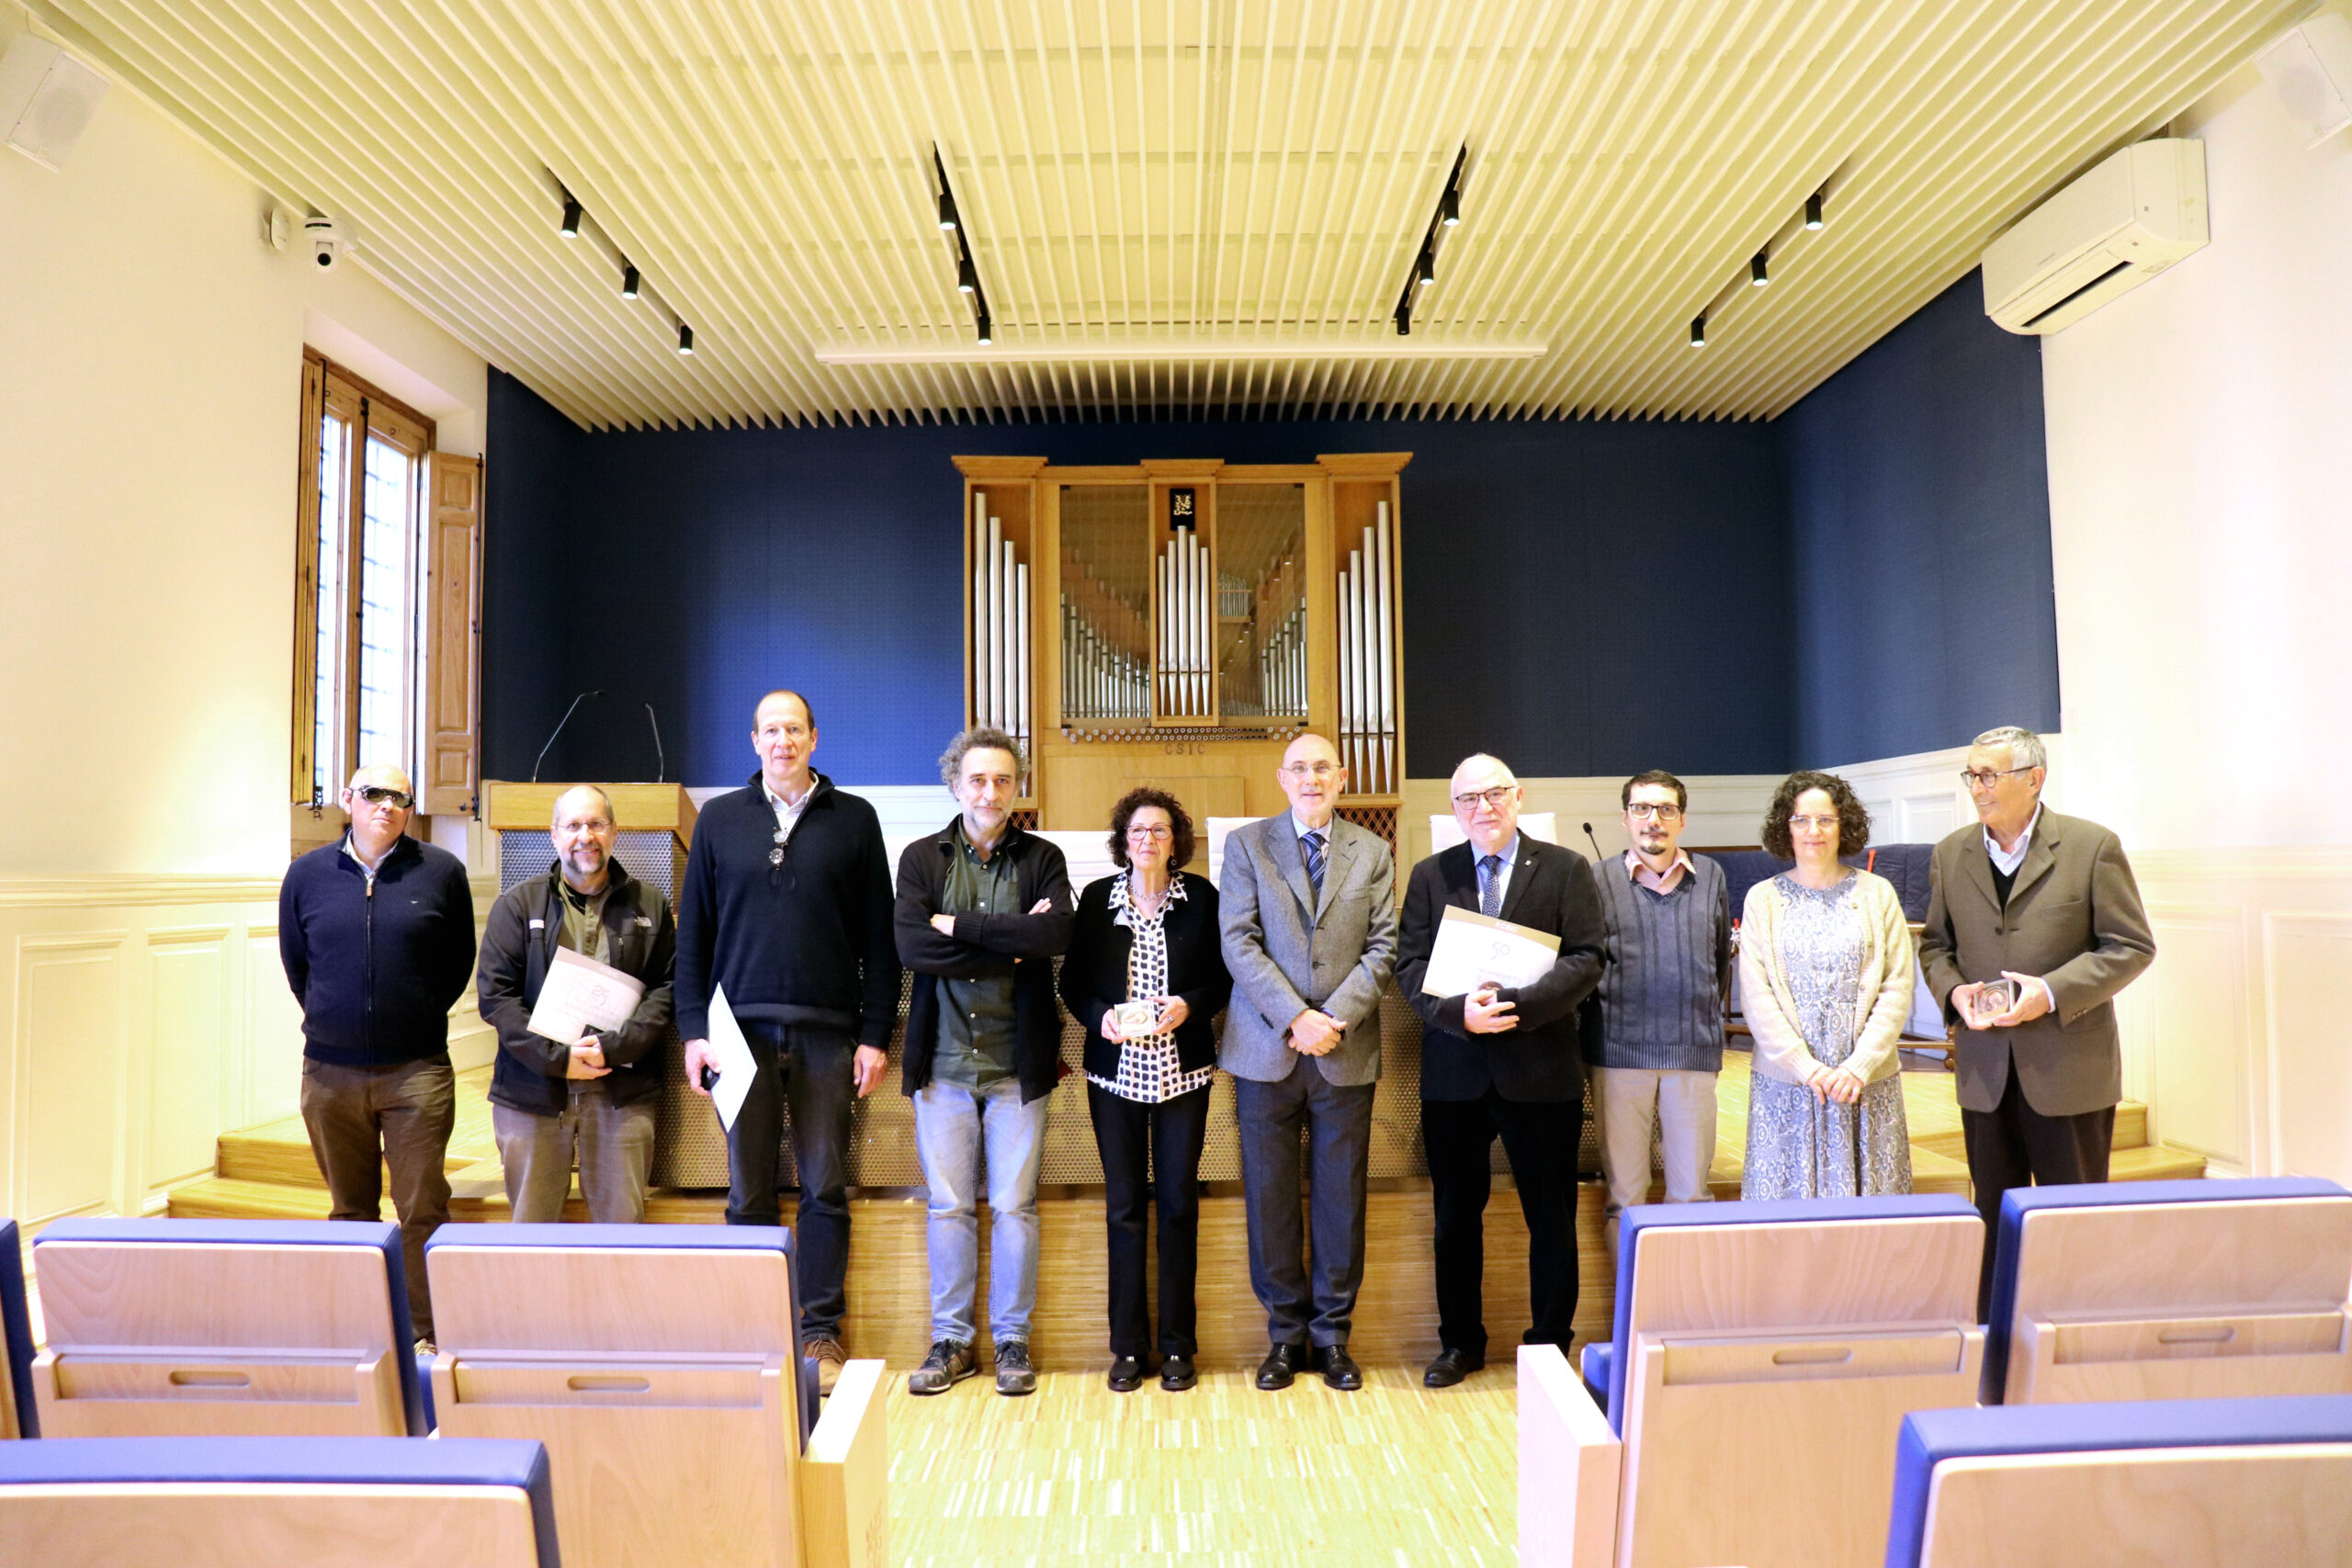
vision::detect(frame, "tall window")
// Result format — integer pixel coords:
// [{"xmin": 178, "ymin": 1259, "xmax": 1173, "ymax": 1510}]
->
[{"xmin": 293, "ymin": 353, "xmax": 435, "ymax": 807}]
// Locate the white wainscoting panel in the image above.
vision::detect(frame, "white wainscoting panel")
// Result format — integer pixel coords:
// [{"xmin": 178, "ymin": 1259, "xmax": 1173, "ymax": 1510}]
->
[
  {"xmin": 2137, "ymin": 905, "xmax": 2252, "ymax": 1168},
  {"xmin": 243, "ymin": 927, "xmax": 306, "ymax": 1129},
  {"xmin": 2264, "ymin": 912, "xmax": 2352, "ymax": 1182},
  {"xmin": 16, "ymin": 935, "xmax": 128, "ymax": 1223},
  {"xmin": 147, "ymin": 928, "xmax": 230, "ymax": 1193}
]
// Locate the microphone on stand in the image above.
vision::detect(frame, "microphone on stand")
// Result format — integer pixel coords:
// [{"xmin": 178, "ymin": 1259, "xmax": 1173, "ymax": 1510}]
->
[
  {"xmin": 644, "ymin": 703, "xmax": 666, "ymax": 784},
  {"xmin": 1583, "ymin": 820, "xmax": 1606, "ymax": 864},
  {"xmin": 531, "ymin": 690, "xmax": 605, "ymax": 783}
]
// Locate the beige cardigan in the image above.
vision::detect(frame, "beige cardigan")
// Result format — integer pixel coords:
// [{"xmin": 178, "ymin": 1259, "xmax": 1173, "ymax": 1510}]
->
[{"xmin": 1739, "ymin": 868, "xmax": 1916, "ymax": 1088}]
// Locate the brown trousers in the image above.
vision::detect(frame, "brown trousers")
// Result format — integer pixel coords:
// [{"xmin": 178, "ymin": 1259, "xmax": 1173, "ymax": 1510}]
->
[{"xmin": 300, "ymin": 1055, "xmax": 456, "ymax": 1341}]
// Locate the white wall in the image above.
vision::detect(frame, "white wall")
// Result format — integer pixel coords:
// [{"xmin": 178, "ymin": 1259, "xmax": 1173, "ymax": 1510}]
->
[
  {"xmin": 2041, "ymin": 39, "xmax": 2352, "ymax": 1180},
  {"xmin": 0, "ymin": 18, "xmax": 493, "ymax": 1226}
]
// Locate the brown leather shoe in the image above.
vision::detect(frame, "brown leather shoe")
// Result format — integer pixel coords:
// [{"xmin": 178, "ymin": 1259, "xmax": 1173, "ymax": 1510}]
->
[{"xmin": 804, "ymin": 1336, "xmax": 848, "ymax": 1397}]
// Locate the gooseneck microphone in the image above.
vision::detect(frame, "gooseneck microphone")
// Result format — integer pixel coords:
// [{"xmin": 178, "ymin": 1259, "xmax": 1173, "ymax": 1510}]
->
[
  {"xmin": 644, "ymin": 703, "xmax": 666, "ymax": 784},
  {"xmin": 1583, "ymin": 820, "xmax": 1606, "ymax": 864},
  {"xmin": 531, "ymin": 690, "xmax": 605, "ymax": 783}
]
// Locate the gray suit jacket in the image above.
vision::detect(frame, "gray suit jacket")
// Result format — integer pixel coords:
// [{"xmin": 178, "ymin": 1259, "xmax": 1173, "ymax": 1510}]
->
[
  {"xmin": 1217, "ymin": 813, "xmax": 1397, "ymax": 1087},
  {"xmin": 1918, "ymin": 809, "xmax": 2156, "ymax": 1117}
]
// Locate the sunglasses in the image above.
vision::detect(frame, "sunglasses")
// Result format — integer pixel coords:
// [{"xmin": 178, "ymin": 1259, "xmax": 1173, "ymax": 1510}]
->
[{"xmin": 354, "ymin": 785, "xmax": 415, "ymax": 810}]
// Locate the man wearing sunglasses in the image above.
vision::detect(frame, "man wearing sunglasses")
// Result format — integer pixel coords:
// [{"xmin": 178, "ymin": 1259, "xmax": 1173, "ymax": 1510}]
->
[{"xmin": 279, "ymin": 763, "xmax": 477, "ymax": 1349}]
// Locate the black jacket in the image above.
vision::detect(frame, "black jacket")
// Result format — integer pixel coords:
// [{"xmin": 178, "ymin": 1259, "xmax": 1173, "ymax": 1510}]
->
[
  {"xmin": 279, "ymin": 833, "xmax": 477, "ymax": 1066},
  {"xmin": 675, "ymin": 772, "xmax": 899, "ymax": 1046},
  {"xmin": 477, "ymin": 861, "xmax": 676, "ymax": 1116},
  {"xmin": 1060, "ymin": 872, "xmax": 1231, "ymax": 1082},
  {"xmin": 894, "ymin": 819, "xmax": 1074, "ymax": 1104},
  {"xmin": 1395, "ymin": 836, "xmax": 1608, "ymax": 1102}
]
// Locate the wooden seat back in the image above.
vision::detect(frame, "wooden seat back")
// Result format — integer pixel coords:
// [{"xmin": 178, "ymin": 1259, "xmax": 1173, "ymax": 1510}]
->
[{"xmin": 30, "ymin": 1219, "xmax": 421, "ymax": 1437}]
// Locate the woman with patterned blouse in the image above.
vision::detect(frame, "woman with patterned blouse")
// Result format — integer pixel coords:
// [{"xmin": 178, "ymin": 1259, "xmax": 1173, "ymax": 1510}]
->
[{"xmin": 1060, "ymin": 787, "xmax": 1232, "ymax": 1392}]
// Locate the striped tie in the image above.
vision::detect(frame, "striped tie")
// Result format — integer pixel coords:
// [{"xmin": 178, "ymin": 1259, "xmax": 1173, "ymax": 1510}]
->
[
  {"xmin": 1303, "ymin": 829, "xmax": 1326, "ymax": 897},
  {"xmin": 1479, "ymin": 854, "xmax": 1503, "ymax": 918}
]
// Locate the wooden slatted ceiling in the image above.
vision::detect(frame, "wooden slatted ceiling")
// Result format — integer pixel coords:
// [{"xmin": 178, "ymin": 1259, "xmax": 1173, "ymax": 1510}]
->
[{"xmin": 34, "ymin": 0, "xmax": 2299, "ymax": 429}]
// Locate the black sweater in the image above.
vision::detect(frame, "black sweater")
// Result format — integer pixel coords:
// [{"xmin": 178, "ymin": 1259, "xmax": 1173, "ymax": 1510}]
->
[
  {"xmin": 279, "ymin": 833, "xmax": 478, "ymax": 1066},
  {"xmin": 894, "ymin": 820, "xmax": 1074, "ymax": 1104},
  {"xmin": 1059, "ymin": 872, "xmax": 1231, "ymax": 1082},
  {"xmin": 477, "ymin": 861, "xmax": 676, "ymax": 1116},
  {"xmin": 675, "ymin": 773, "xmax": 899, "ymax": 1046}
]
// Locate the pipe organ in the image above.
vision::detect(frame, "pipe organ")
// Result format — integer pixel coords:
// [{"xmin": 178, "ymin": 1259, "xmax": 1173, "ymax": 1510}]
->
[{"xmin": 957, "ymin": 454, "xmax": 1408, "ymax": 833}]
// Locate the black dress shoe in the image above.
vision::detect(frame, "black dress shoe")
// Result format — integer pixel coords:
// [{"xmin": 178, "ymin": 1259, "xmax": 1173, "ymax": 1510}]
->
[
  {"xmin": 1423, "ymin": 1347, "xmax": 1486, "ymax": 1388},
  {"xmin": 1314, "ymin": 1344, "xmax": 1363, "ymax": 1391},
  {"xmin": 1256, "ymin": 1343, "xmax": 1306, "ymax": 1390},
  {"xmin": 1106, "ymin": 1355, "xmax": 1146, "ymax": 1393},
  {"xmin": 1159, "ymin": 1353, "xmax": 1197, "ymax": 1392}
]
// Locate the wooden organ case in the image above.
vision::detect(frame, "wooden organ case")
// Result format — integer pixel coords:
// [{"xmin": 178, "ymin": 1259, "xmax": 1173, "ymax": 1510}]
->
[{"xmin": 956, "ymin": 453, "xmax": 1408, "ymax": 844}]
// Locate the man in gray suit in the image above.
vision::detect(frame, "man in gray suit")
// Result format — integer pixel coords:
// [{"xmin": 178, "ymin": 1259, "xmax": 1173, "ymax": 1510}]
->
[
  {"xmin": 1220, "ymin": 731, "xmax": 1397, "ymax": 1391},
  {"xmin": 1919, "ymin": 725, "xmax": 2156, "ymax": 1306}
]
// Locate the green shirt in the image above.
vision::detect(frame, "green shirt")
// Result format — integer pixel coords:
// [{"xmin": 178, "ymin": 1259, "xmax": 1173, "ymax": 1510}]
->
[
  {"xmin": 557, "ymin": 879, "xmax": 611, "ymax": 965},
  {"xmin": 933, "ymin": 821, "xmax": 1019, "ymax": 1089}
]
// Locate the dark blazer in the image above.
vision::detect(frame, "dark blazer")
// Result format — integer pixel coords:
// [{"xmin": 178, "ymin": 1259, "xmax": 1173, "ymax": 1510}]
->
[
  {"xmin": 1395, "ymin": 835, "xmax": 1608, "ymax": 1102},
  {"xmin": 1919, "ymin": 809, "xmax": 2156, "ymax": 1117},
  {"xmin": 477, "ymin": 861, "xmax": 675, "ymax": 1117},
  {"xmin": 894, "ymin": 819, "xmax": 1074, "ymax": 1104},
  {"xmin": 1059, "ymin": 871, "xmax": 1232, "ymax": 1082}
]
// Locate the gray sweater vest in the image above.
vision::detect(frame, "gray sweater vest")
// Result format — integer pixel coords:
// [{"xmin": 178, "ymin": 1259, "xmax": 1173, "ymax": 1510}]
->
[{"xmin": 1587, "ymin": 853, "xmax": 1733, "ymax": 1072}]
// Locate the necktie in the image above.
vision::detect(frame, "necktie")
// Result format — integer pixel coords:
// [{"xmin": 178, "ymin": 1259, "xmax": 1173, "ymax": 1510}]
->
[
  {"xmin": 1303, "ymin": 829, "xmax": 1326, "ymax": 897},
  {"xmin": 1479, "ymin": 854, "xmax": 1503, "ymax": 918}
]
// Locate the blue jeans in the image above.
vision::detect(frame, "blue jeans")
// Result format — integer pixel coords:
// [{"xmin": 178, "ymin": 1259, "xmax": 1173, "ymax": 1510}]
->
[{"xmin": 912, "ymin": 1077, "xmax": 1051, "ymax": 1345}]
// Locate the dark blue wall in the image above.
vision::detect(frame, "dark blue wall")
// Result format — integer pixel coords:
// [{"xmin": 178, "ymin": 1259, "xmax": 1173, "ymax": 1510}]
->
[
  {"xmin": 482, "ymin": 384, "xmax": 1794, "ymax": 785},
  {"xmin": 1781, "ymin": 272, "xmax": 2060, "ymax": 765}
]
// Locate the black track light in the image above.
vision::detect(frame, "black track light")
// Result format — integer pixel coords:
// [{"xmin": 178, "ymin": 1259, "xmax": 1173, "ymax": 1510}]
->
[
  {"xmin": 1750, "ymin": 248, "xmax": 1770, "ymax": 287},
  {"xmin": 938, "ymin": 189, "xmax": 958, "ymax": 231},
  {"xmin": 676, "ymin": 322, "xmax": 694, "ymax": 355},
  {"xmin": 1416, "ymin": 249, "xmax": 1435, "ymax": 289},
  {"xmin": 957, "ymin": 254, "xmax": 978, "ymax": 294},
  {"xmin": 620, "ymin": 264, "xmax": 640, "ymax": 299},
  {"xmin": 1396, "ymin": 301, "xmax": 1412, "ymax": 335},
  {"xmin": 560, "ymin": 197, "xmax": 582, "ymax": 239},
  {"xmin": 1804, "ymin": 190, "xmax": 1825, "ymax": 231},
  {"xmin": 975, "ymin": 311, "xmax": 992, "ymax": 346},
  {"xmin": 1690, "ymin": 313, "xmax": 1707, "ymax": 347},
  {"xmin": 1440, "ymin": 183, "xmax": 1461, "ymax": 227}
]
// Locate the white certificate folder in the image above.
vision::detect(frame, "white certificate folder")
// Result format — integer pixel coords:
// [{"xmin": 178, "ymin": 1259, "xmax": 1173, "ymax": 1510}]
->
[
  {"xmin": 1419, "ymin": 904, "xmax": 1561, "ymax": 998},
  {"xmin": 526, "ymin": 945, "xmax": 645, "ymax": 1043}
]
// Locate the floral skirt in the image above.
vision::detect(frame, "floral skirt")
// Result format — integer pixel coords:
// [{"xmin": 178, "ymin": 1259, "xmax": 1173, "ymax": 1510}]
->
[{"xmin": 1740, "ymin": 1069, "xmax": 1912, "ymax": 1200}]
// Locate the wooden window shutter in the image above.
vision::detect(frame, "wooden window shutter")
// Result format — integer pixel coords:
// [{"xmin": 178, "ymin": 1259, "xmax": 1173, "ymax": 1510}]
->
[
  {"xmin": 424, "ymin": 452, "xmax": 483, "ymax": 814},
  {"xmin": 289, "ymin": 355, "xmax": 327, "ymax": 802}
]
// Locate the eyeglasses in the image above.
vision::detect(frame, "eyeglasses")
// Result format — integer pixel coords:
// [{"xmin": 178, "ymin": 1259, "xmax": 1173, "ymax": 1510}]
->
[
  {"xmin": 1625, "ymin": 802, "xmax": 1683, "ymax": 821},
  {"xmin": 353, "ymin": 785, "xmax": 414, "ymax": 810},
  {"xmin": 1125, "ymin": 825, "xmax": 1173, "ymax": 840},
  {"xmin": 1960, "ymin": 766, "xmax": 2035, "ymax": 791},
  {"xmin": 1281, "ymin": 762, "xmax": 1340, "ymax": 779},
  {"xmin": 1452, "ymin": 786, "xmax": 1517, "ymax": 809},
  {"xmin": 1789, "ymin": 814, "xmax": 1840, "ymax": 830}
]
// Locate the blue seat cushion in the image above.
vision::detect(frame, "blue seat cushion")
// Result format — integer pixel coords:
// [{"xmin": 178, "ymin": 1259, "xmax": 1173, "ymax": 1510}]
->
[
  {"xmin": 1, "ymin": 1219, "xmax": 34, "ymax": 1438},
  {"xmin": 35, "ymin": 1217, "xmax": 423, "ymax": 1436},
  {"xmin": 0, "ymin": 1435, "xmax": 559, "ymax": 1568},
  {"xmin": 1579, "ymin": 1342, "xmax": 1612, "ymax": 1410},
  {"xmin": 1886, "ymin": 1394, "xmax": 2352, "ymax": 1568},
  {"xmin": 1982, "ymin": 1177, "xmax": 2352, "ymax": 1402},
  {"xmin": 1606, "ymin": 1194, "xmax": 1978, "ymax": 1434}
]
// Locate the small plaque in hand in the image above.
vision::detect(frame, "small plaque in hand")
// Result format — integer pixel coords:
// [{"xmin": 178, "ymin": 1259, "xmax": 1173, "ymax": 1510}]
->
[
  {"xmin": 1973, "ymin": 977, "xmax": 2016, "ymax": 1023},
  {"xmin": 1114, "ymin": 1000, "xmax": 1159, "ymax": 1038}
]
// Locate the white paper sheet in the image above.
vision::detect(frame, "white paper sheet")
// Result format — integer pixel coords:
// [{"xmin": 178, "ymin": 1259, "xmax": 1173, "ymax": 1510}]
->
[
  {"xmin": 705, "ymin": 984, "xmax": 760, "ymax": 1134},
  {"xmin": 526, "ymin": 944, "xmax": 645, "ymax": 1043},
  {"xmin": 1419, "ymin": 904, "xmax": 1562, "ymax": 998}
]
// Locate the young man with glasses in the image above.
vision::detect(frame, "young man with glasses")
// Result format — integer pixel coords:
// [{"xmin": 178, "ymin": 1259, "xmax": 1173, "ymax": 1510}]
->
[
  {"xmin": 1218, "ymin": 731, "xmax": 1396, "ymax": 1392},
  {"xmin": 1919, "ymin": 726, "xmax": 2155, "ymax": 1312},
  {"xmin": 1395, "ymin": 753, "xmax": 1607, "ymax": 1387},
  {"xmin": 1584, "ymin": 770, "xmax": 1734, "ymax": 1262},
  {"xmin": 278, "ymin": 763, "xmax": 477, "ymax": 1349}
]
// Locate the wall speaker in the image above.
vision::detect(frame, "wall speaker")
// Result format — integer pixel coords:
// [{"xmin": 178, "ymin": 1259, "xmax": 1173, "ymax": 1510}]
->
[
  {"xmin": 2256, "ymin": 9, "xmax": 2352, "ymax": 149},
  {"xmin": 0, "ymin": 34, "xmax": 108, "ymax": 172}
]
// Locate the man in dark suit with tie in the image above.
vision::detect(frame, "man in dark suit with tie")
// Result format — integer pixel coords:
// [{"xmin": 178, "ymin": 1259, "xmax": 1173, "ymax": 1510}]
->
[
  {"xmin": 1219, "ymin": 731, "xmax": 1397, "ymax": 1392},
  {"xmin": 1395, "ymin": 753, "xmax": 1607, "ymax": 1387},
  {"xmin": 1919, "ymin": 726, "xmax": 2156, "ymax": 1308}
]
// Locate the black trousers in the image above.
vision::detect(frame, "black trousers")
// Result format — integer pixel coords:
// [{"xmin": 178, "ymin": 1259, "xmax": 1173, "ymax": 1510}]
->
[
  {"xmin": 728, "ymin": 1022, "xmax": 855, "ymax": 1338},
  {"xmin": 1962, "ymin": 1067, "xmax": 2114, "ymax": 1317},
  {"xmin": 1423, "ymin": 1089, "xmax": 1583, "ymax": 1358},
  {"xmin": 1088, "ymin": 1080, "xmax": 1211, "ymax": 1358}
]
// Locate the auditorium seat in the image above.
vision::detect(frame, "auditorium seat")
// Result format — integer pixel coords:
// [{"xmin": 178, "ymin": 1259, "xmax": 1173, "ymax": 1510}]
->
[
  {"xmin": 0, "ymin": 1434, "xmax": 561, "ymax": 1567},
  {"xmin": 1885, "ymin": 1394, "xmax": 2352, "ymax": 1568},
  {"xmin": 2, "ymin": 1217, "xmax": 35, "ymax": 1438},
  {"xmin": 1521, "ymin": 1194, "xmax": 1984, "ymax": 1568},
  {"xmin": 29, "ymin": 1217, "xmax": 426, "ymax": 1437},
  {"xmin": 1984, "ymin": 1176, "xmax": 2352, "ymax": 1405},
  {"xmin": 425, "ymin": 1222, "xmax": 887, "ymax": 1568}
]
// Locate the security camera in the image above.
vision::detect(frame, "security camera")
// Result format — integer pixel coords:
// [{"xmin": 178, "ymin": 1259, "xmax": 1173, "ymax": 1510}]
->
[{"xmin": 305, "ymin": 215, "xmax": 346, "ymax": 271}]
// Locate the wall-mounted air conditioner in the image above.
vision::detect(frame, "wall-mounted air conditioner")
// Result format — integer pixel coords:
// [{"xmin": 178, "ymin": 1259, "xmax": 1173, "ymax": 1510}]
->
[{"xmin": 1982, "ymin": 138, "xmax": 2207, "ymax": 335}]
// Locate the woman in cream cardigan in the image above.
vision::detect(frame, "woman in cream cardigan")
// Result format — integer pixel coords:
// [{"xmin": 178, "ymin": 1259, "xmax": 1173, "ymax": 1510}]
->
[{"xmin": 1738, "ymin": 771, "xmax": 1917, "ymax": 1198}]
